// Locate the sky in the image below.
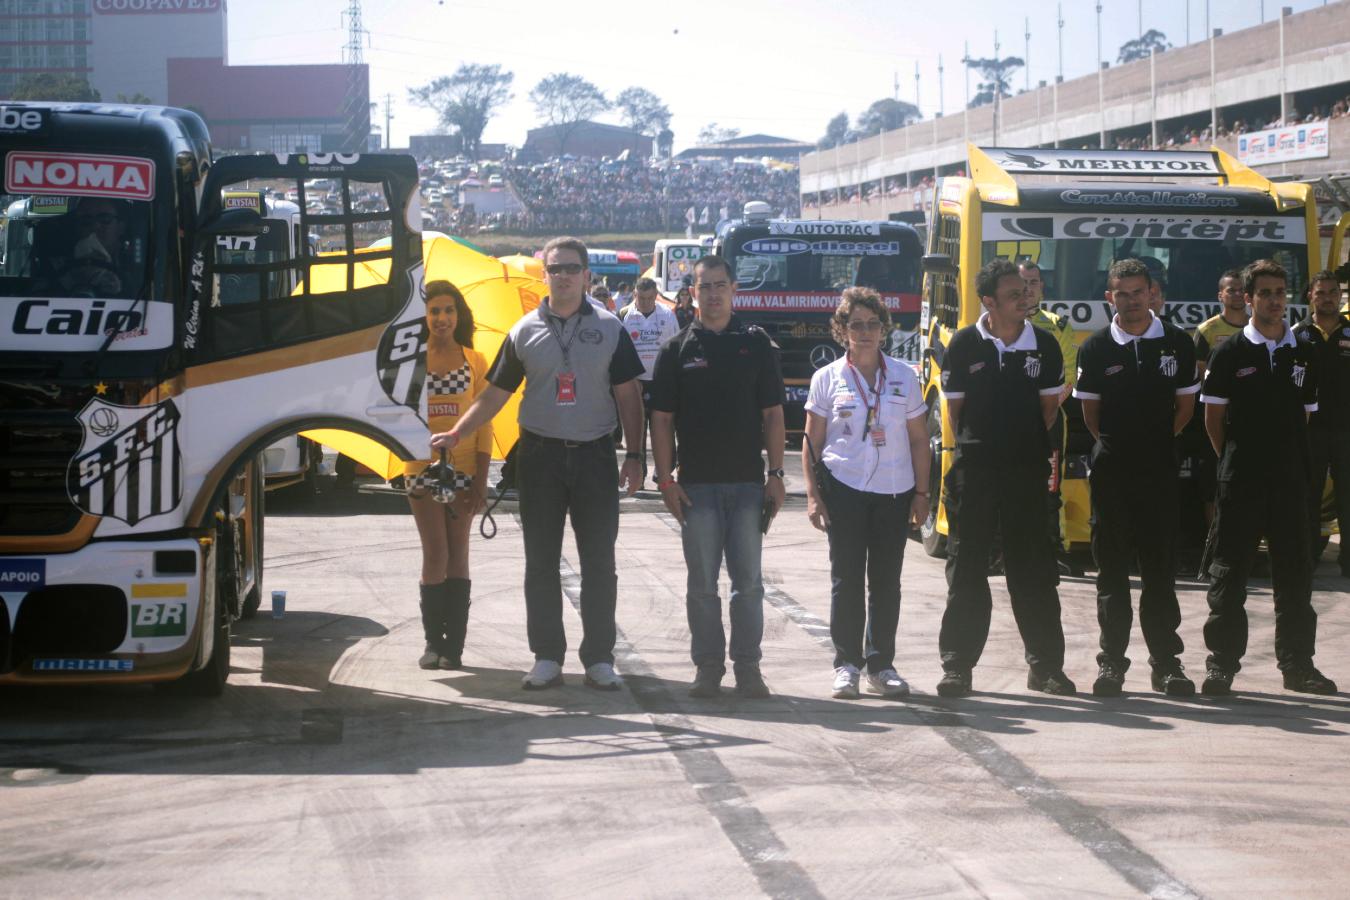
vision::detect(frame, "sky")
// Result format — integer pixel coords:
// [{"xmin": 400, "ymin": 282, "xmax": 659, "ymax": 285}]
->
[{"xmin": 225, "ymin": 0, "xmax": 1338, "ymax": 152}]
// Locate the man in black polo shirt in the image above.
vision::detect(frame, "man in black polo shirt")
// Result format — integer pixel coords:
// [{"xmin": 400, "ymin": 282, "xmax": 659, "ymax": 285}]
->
[
  {"xmin": 1199, "ymin": 259, "xmax": 1336, "ymax": 695},
  {"xmin": 650, "ymin": 254, "xmax": 786, "ymax": 699},
  {"xmin": 937, "ymin": 258, "xmax": 1072, "ymax": 698},
  {"xmin": 1293, "ymin": 269, "xmax": 1350, "ymax": 575},
  {"xmin": 1074, "ymin": 259, "xmax": 1199, "ymax": 697}
]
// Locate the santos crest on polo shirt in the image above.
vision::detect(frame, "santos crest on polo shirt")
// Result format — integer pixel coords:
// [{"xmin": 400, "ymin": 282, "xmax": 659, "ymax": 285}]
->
[{"xmin": 1023, "ymin": 354, "xmax": 1041, "ymax": 379}]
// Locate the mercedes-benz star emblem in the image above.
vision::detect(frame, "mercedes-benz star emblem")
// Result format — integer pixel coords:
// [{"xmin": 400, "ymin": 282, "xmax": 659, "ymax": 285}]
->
[{"xmin": 809, "ymin": 344, "xmax": 838, "ymax": 369}]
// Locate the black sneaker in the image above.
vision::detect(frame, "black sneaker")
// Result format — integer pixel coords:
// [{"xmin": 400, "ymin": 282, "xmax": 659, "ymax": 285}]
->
[
  {"xmin": 1151, "ymin": 668, "xmax": 1196, "ymax": 696},
  {"xmin": 733, "ymin": 666, "xmax": 770, "ymax": 699},
  {"xmin": 688, "ymin": 666, "xmax": 724, "ymax": 698},
  {"xmin": 936, "ymin": 670, "xmax": 972, "ymax": 698},
  {"xmin": 1200, "ymin": 667, "xmax": 1234, "ymax": 696},
  {"xmin": 1283, "ymin": 666, "xmax": 1338, "ymax": 695},
  {"xmin": 1092, "ymin": 664, "xmax": 1125, "ymax": 697},
  {"xmin": 1027, "ymin": 669, "xmax": 1077, "ymax": 695}
]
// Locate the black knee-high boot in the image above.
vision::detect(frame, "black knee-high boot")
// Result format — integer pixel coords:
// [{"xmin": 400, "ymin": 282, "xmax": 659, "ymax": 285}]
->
[
  {"xmin": 440, "ymin": 578, "xmax": 471, "ymax": 670},
  {"xmin": 419, "ymin": 581, "xmax": 448, "ymax": 669}
]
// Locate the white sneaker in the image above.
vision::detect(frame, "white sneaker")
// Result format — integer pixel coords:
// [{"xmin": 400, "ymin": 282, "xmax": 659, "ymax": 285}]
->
[
  {"xmin": 832, "ymin": 664, "xmax": 861, "ymax": 699},
  {"xmin": 521, "ymin": 659, "xmax": 563, "ymax": 690},
  {"xmin": 866, "ymin": 668, "xmax": 911, "ymax": 698},
  {"xmin": 584, "ymin": 662, "xmax": 624, "ymax": 691}
]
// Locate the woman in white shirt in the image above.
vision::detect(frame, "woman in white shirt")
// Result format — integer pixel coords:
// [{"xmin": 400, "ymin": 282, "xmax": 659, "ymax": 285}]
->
[{"xmin": 802, "ymin": 287, "xmax": 931, "ymax": 699}]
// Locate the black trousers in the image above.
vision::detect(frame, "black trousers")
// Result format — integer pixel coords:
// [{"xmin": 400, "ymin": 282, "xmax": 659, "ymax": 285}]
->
[
  {"xmin": 940, "ymin": 459, "xmax": 1065, "ymax": 674},
  {"xmin": 517, "ymin": 432, "xmax": 619, "ymax": 667},
  {"xmin": 1308, "ymin": 428, "xmax": 1350, "ymax": 571},
  {"xmin": 1204, "ymin": 477, "xmax": 1317, "ymax": 674},
  {"xmin": 824, "ymin": 474, "xmax": 913, "ymax": 673},
  {"xmin": 1088, "ymin": 460, "xmax": 1184, "ymax": 672}
]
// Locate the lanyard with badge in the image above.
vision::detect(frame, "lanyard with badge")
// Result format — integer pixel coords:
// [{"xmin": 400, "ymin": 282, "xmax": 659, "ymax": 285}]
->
[
  {"xmin": 546, "ymin": 305, "xmax": 580, "ymax": 406},
  {"xmin": 846, "ymin": 352, "xmax": 887, "ymax": 448}
]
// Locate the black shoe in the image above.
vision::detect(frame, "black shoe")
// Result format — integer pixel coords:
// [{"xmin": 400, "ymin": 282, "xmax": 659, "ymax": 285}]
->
[
  {"xmin": 1027, "ymin": 669, "xmax": 1077, "ymax": 696},
  {"xmin": 1091, "ymin": 664, "xmax": 1125, "ymax": 697},
  {"xmin": 688, "ymin": 666, "xmax": 724, "ymax": 698},
  {"xmin": 936, "ymin": 670, "xmax": 972, "ymax": 698},
  {"xmin": 1200, "ymin": 667, "xmax": 1234, "ymax": 696},
  {"xmin": 733, "ymin": 665, "xmax": 770, "ymax": 699},
  {"xmin": 1283, "ymin": 666, "xmax": 1338, "ymax": 695},
  {"xmin": 1151, "ymin": 668, "xmax": 1196, "ymax": 696}
]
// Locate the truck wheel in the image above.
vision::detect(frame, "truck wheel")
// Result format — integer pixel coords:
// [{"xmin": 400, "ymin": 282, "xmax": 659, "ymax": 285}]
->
[
  {"xmin": 919, "ymin": 403, "xmax": 948, "ymax": 558},
  {"xmin": 160, "ymin": 520, "xmax": 235, "ymax": 697}
]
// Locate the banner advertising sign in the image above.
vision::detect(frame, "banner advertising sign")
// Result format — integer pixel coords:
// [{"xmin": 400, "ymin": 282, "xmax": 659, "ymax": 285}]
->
[{"xmin": 1236, "ymin": 121, "xmax": 1330, "ymax": 166}]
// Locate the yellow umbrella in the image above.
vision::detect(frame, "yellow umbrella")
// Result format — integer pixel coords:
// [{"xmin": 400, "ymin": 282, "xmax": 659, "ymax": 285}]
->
[
  {"xmin": 301, "ymin": 236, "xmax": 545, "ymax": 475},
  {"xmin": 498, "ymin": 253, "xmax": 544, "ymax": 280}
]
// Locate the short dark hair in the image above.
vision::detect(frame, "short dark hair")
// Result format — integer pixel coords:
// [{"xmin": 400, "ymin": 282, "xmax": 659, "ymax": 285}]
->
[
  {"xmin": 830, "ymin": 286, "xmax": 891, "ymax": 345},
  {"xmin": 1309, "ymin": 269, "xmax": 1340, "ymax": 290},
  {"xmin": 425, "ymin": 279, "xmax": 474, "ymax": 349},
  {"xmin": 1218, "ymin": 268, "xmax": 1243, "ymax": 286},
  {"xmin": 1243, "ymin": 259, "xmax": 1287, "ymax": 295},
  {"xmin": 694, "ymin": 254, "xmax": 733, "ymax": 282},
  {"xmin": 542, "ymin": 236, "xmax": 589, "ymax": 267},
  {"xmin": 1107, "ymin": 258, "xmax": 1152, "ymax": 289},
  {"xmin": 975, "ymin": 258, "xmax": 1020, "ymax": 300},
  {"xmin": 635, "ymin": 277, "xmax": 657, "ymax": 292},
  {"xmin": 1017, "ymin": 259, "xmax": 1040, "ymax": 274}
]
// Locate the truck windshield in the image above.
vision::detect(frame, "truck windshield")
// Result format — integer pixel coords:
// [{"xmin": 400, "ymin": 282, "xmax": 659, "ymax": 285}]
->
[
  {"xmin": 981, "ymin": 211, "xmax": 1310, "ymax": 330},
  {"xmin": 1, "ymin": 193, "xmax": 150, "ymax": 300}
]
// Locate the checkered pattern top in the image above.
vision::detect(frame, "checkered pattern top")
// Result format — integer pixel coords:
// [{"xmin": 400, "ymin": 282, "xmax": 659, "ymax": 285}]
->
[{"xmin": 427, "ymin": 363, "xmax": 472, "ymax": 396}]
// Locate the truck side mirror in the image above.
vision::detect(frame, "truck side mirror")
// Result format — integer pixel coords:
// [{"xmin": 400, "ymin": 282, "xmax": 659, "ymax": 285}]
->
[
  {"xmin": 922, "ymin": 253, "xmax": 957, "ymax": 277},
  {"xmin": 198, "ymin": 207, "xmax": 265, "ymax": 238}
]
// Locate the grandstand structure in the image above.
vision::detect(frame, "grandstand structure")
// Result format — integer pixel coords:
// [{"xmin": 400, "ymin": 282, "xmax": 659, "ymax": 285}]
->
[{"xmin": 802, "ymin": 2, "xmax": 1350, "ymax": 220}]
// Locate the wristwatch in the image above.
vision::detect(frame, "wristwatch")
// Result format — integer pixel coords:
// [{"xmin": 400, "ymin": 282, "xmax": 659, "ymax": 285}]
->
[{"xmin": 767, "ymin": 467, "xmax": 785, "ymax": 478}]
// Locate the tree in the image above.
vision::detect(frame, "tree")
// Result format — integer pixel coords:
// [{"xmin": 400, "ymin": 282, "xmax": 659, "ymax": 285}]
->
[
  {"xmin": 615, "ymin": 86, "xmax": 671, "ymax": 136},
  {"xmin": 115, "ymin": 92, "xmax": 154, "ymax": 104},
  {"xmin": 818, "ymin": 112, "xmax": 850, "ymax": 149},
  {"xmin": 963, "ymin": 55, "xmax": 1023, "ymax": 108},
  {"xmin": 856, "ymin": 98, "xmax": 921, "ymax": 136},
  {"xmin": 655, "ymin": 127, "xmax": 675, "ymax": 158},
  {"xmin": 1118, "ymin": 29, "xmax": 1171, "ymax": 64},
  {"xmin": 529, "ymin": 73, "xmax": 609, "ymax": 156},
  {"xmin": 11, "ymin": 73, "xmax": 99, "ymax": 102},
  {"xmin": 696, "ymin": 122, "xmax": 740, "ymax": 145},
  {"xmin": 409, "ymin": 63, "xmax": 513, "ymax": 160}
]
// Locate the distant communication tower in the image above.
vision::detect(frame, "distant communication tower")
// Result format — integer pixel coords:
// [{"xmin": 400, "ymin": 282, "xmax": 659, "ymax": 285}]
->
[{"xmin": 340, "ymin": 0, "xmax": 370, "ymax": 153}]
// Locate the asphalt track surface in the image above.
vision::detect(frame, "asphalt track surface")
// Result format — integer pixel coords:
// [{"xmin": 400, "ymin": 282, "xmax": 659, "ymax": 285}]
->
[{"xmin": 4, "ymin": 463, "xmax": 1350, "ymax": 898}]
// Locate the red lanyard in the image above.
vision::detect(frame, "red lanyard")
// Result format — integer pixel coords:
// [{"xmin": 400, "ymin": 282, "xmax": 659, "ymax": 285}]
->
[{"xmin": 846, "ymin": 353, "xmax": 885, "ymax": 432}]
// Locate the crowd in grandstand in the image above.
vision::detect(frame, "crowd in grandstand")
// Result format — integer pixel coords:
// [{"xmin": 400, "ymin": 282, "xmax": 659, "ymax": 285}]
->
[{"xmin": 504, "ymin": 157, "xmax": 799, "ymax": 233}]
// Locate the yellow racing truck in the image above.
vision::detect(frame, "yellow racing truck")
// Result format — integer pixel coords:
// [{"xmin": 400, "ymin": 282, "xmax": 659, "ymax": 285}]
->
[
  {"xmin": 917, "ymin": 145, "xmax": 1341, "ymax": 558},
  {"xmin": 0, "ymin": 103, "xmax": 428, "ymax": 693}
]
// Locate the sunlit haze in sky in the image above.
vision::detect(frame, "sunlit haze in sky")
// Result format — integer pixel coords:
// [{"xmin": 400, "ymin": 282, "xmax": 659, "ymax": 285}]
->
[{"xmin": 226, "ymin": 0, "xmax": 1335, "ymax": 151}]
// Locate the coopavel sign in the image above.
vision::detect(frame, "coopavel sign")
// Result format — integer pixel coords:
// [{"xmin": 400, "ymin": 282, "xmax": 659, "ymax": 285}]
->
[
  {"xmin": 1237, "ymin": 121, "xmax": 1330, "ymax": 166},
  {"xmin": 94, "ymin": 0, "xmax": 221, "ymax": 12}
]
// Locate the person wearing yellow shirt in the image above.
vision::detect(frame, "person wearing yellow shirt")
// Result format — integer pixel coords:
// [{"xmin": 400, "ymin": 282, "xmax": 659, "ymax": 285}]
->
[
  {"xmin": 406, "ymin": 280, "xmax": 492, "ymax": 670},
  {"xmin": 1020, "ymin": 260, "xmax": 1076, "ymax": 560}
]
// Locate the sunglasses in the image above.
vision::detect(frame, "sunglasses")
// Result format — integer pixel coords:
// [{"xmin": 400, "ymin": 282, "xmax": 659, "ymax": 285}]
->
[{"xmin": 545, "ymin": 263, "xmax": 584, "ymax": 276}]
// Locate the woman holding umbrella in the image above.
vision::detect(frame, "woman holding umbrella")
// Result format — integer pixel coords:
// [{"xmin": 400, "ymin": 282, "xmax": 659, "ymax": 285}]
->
[{"xmin": 406, "ymin": 279, "xmax": 492, "ymax": 670}]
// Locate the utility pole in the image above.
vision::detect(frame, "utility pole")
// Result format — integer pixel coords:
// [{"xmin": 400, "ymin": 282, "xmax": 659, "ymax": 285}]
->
[
  {"xmin": 962, "ymin": 40, "xmax": 970, "ymax": 147},
  {"xmin": 993, "ymin": 29, "xmax": 1001, "ymax": 146},
  {"xmin": 383, "ymin": 92, "xmax": 393, "ymax": 150},
  {"xmin": 914, "ymin": 61, "xmax": 921, "ymax": 116},
  {"xmin": 1097, "ymin": 2, "xmax": 1106, "ymax": 148},
  {"xmin": 1024, "ymin": 17, "xmax": 1031, "ymax": 92},
  {"xmin": 938, "ymin": 54, "xmax": 945, "ymax": 116},
  {"xmin": 1055, "ymin": 3, "xmax": 1064, "ymax": 147}
]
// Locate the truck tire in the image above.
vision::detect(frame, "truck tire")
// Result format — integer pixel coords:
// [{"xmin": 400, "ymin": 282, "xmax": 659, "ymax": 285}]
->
[
  {"xmin": 240, "ymin": 465, "xmax": 265, "ymax": 618},
  {"xmin": 919, "ymin": 402, "xmax": 948, "ymax": 558},
  {"xmin": 160, "ymin": 518, "xmax": 235, "ymax": 697}
]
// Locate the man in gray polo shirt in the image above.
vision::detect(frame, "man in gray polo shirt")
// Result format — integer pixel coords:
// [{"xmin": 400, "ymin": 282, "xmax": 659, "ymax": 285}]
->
[{"xmin": 435, "ymin": 236, "xmax": 645, "ymax": 691}]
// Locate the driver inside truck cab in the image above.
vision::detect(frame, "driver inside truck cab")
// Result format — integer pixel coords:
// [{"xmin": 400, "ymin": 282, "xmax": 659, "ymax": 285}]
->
[{"xmin": 57, "ymin": 197, "xmax": 133, "ymax": 298}]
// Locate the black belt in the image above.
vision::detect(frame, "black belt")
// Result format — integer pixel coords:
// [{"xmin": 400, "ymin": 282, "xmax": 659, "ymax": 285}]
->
[{"xmin": 521, "ymin": 430, "xmax": 611, "ymax": 449}]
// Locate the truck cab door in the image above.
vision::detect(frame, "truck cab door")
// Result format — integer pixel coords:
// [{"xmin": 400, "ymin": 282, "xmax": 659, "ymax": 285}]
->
[{"xmin": 178, "ymin": 153, "xmax": 427, "ymax": 526}]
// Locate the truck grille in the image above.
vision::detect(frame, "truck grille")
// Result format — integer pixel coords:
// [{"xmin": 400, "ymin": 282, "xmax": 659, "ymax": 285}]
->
[{"xmin": 0, "ymin": 380, "xmax": 98, "ymax": 535}]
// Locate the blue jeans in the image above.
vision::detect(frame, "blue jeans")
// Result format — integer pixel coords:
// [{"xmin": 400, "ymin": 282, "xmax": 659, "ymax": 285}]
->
[{"xmin": 680, "ymin": 482, "xmax": 766, "ymax": 673}]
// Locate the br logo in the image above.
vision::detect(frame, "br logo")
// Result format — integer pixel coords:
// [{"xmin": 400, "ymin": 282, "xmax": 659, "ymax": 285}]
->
[{"xmin": 89, "ymin": 406, "xmax": 119, "ymax": 437}]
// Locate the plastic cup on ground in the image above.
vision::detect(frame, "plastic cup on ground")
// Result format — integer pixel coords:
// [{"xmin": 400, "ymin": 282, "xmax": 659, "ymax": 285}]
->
[{"xmin": 271, "ymin": 590, "xmax": 287, "ymax": 618}]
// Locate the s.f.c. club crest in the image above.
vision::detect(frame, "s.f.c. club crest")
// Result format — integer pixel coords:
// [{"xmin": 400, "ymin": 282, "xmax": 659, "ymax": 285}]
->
[
  {"xmin": 1159, "ymin": 353, "xmax": 1177, "ymax": 377},
  {"xmin": 66, "ymin": 398, "xmax": 182, "ymax": 526},
  {"xmin": 1292, "ymin": 363, "xmax": 1307, "ymax": 388},
  {"xmin": 1023, "ymin": 353, "xmax": 1041, "ymax": 379}
]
